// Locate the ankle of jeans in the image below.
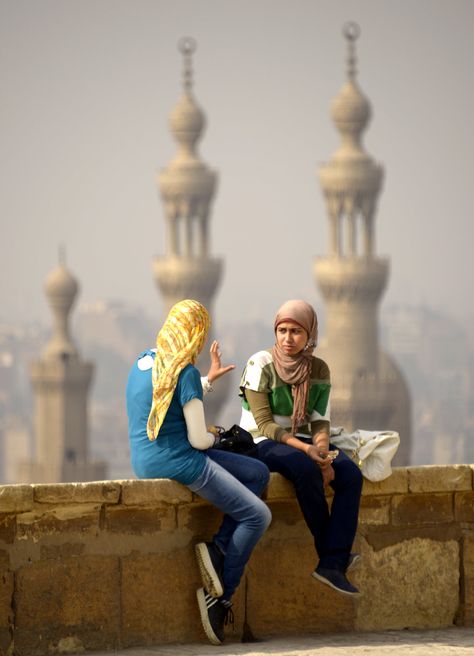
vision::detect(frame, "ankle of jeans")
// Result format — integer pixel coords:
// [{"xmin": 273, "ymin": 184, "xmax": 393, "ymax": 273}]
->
[
  {"xmin": 213, "ymin": 540, "xmax": 226, "ymax": 557},
  {"xmin": 318, "ymin": 555, "xmax": 347, "ymax": 571}
]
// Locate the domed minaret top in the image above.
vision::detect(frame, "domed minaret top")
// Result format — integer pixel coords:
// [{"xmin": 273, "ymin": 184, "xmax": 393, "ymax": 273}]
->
[
  {"xmin": 158, "ymin": 37, "xmax": 217, "ymax": 259},
  {"xmin": 43, "ymin": 247, "xmax": 79, "ymax": 360},
  {"xmin": 320, "ymin": 22, "xmax": 384, "ymax": 259},
  {"xmin": 168, "ymin": 37, "xmax": 206, "ymax": 163},
  {"xmin": 331, "ymin": 22, "xmax": 371, "ymax": 157}
]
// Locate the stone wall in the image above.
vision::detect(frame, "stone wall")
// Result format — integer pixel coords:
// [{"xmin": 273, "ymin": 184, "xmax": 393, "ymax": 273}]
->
[{"xmin": 1, "ymin": 465, "xmax": 473, "ymax": 655}]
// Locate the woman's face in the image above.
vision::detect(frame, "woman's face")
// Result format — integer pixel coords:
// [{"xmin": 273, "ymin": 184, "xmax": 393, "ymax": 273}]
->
[{"xmin": 276, "ymin": 321, "xmax": 308, "ymax": 356}]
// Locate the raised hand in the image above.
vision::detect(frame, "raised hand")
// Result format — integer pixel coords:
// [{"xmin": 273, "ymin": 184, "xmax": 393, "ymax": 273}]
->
[{"xmin": 207, "ymin": 340, "xmax": 235, "ymax": 383}]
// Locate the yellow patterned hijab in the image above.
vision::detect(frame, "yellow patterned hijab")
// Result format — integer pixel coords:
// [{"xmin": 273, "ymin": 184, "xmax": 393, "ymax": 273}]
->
[{"xmin": 146, "ymin": 299, "xmax": 211, "ymax": 441}]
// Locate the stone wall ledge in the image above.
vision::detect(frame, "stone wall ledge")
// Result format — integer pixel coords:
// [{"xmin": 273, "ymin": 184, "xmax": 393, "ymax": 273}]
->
[
  {"xmin": 1, "ymin": 465, "xmax": 474, "ymax": 513},
  {"xmin": 1, "ymin": 464, "xmax": 474, "ymax": 655}
]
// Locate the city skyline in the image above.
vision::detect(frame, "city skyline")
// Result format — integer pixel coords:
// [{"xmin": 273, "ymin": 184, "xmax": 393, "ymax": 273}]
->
[{"xmin": 1, "ymin": 0, "xmax": 474, "ymax": 334}]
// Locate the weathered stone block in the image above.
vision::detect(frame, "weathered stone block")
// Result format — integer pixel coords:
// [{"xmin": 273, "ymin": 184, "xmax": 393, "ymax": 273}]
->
[
  {"xmin": 362, "ymin": 524, "xmax": 460, "ymax": 552},
  {"xmin": 121, "ymin": 479, "xmax": 192, "ymax": 506},
  {"xmin": 363, "ymin": 467, "xmax": 408, "ymax": 496},
  {"xmin": 176, "ymin": 504, "xmax": 224, "ymax": 551},
  {"xmin": 104, "ymin": 505, "xmax": 176, "ymax": 535},
  {"xmin": 462, "ymin": 536, "xmax": 474, "ymax": 625},
  {"xmin": 359, "ymin": 496, "xmax": 390, "ymax": 526},
  {"xmin": 16, "ymin": 504, "xmax": 101, "ymax": 539},
  {"xmin": 40, "ymin": 542, "xmax": 86, "ymax": 561},
  {"xmin": 33, "ymin": 481, "xmax": 121, "ymax": 505},
  {"xmin": 355, "ymin": 537, "xmax": 459, "ymax": 630},
  {"xmin": 0, "ymin": 485, "xmax": 33, "ymax": 513},
  {"xmin": 0, "ymin": 514, "xmax": 16, "ymax": 544},
  {"xmin": 408, "ymin": 466, "xmax": 472, "ymax": 493},
  {"xmin": 121, "ymin": 549, "xmax": 245, "ymax": 646},
  {"xmin": 455, "ymin": 492, "xmax": 474, "ymax": 524},
  {"xmin": 392, "ymin": 493, "xmax": 453, "ymax": 525},
  {"xmin": 246, "ymin": 537, "xmax": 355, "ymax": 637},
  {"xmin": 0, "ymin": 550, "xmax": 13, "ymax": 651},
  {"xmin": 14, "ymin": 556, "xmax": 120, "ymax": 653}
]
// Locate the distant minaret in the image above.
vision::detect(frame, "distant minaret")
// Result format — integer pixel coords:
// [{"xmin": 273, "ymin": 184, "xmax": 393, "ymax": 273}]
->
[
  {"xmin": 20, "ymin": 252, "xmax": 107, "ymax": 483},
  {"xmin": 153, "ymin": 37, "xmax": 222, "ymax": 315},
  {"xmin": 314, "ymin": 23, "xmax": 411, "ymax": 464},
  {"xmin": 152, "ymin": 38, "xmax": 228, "ymax": 418}
]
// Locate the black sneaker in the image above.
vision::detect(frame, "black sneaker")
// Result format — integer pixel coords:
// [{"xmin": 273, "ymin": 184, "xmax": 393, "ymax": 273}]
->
[
  {"xmin": 196, "ymin": 587, "xmax": 234, "ymax": 645},
  {"xmin": 195, "ymin": 542, "xmax": 224, "ymax": 598},
  {"xmin": 346, "ymin": 552, "xmax": 361, "ymax": 572},
  {"xmin": 312, "ymin": 566, "xmax": 360, "ymax": 596}
]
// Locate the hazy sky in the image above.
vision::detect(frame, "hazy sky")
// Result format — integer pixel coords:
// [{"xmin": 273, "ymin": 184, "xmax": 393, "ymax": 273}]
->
[{"xmin": 1, "ymin": 0, "xmax": 473, "ymax": 331}]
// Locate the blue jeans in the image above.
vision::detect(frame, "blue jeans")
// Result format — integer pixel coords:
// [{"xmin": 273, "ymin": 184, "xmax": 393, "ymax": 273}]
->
[
  {"xmin": 256, "ymin": 440, "xmax": 362, "ymax": 571},
  {"xmin": 188, "ymin": 449, "xmax": 271, "ymax": 601}
]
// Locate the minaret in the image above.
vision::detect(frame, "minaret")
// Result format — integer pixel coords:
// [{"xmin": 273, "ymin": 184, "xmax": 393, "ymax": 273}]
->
[
  {"xmin": 152, "ymin": 38, "xmax": 229, "ymax": 418},
  {"xmin": 19, "ymin": 253, "xmax": 107, "ymax": 483},
  {"xmin": 153, "ymin": 37, "xmax": 222, "ymax": 315},
  {"xmin": 314, "ymin": 23, "xmax": 411, "ymax": 463}
]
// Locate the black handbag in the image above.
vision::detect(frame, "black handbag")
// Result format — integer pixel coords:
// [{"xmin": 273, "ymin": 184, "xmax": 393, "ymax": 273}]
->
[{"xmin": 212, "ymin": 424, "xmax": 258, "ymax": 458}]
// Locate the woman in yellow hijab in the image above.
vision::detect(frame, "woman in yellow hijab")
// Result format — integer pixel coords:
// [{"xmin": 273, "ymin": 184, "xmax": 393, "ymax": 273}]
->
[{"xmin": 126, "ymin": 299, "xmax": 271, "ymax": 646}]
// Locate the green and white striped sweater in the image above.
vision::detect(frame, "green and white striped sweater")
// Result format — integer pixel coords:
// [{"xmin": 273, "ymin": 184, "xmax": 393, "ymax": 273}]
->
[{"xmin": 239, "ymin": 349, "xmax": 331, "ymax": 442}]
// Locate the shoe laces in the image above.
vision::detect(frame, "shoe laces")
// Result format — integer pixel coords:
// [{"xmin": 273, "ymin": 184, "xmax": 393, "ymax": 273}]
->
[{"xmin": 223, "ymin": 606, "xmax": 234, "ymax": 630}]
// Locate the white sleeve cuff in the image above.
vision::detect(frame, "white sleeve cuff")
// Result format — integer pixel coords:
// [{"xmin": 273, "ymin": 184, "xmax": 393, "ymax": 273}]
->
[{"xmin": 201, "ymin": 376, "xmax": 214, "ymax": 396}]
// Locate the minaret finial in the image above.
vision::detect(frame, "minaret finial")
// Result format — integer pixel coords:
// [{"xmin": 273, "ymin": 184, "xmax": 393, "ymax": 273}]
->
[
  {"xmin": 58, "ymin": 243, "xmax": 66, "ymax": 266},
  {"xmin": 178, "ymin": 36, "xmax": 197, "ymax": 94},
  {"xmin": 343, "ymin": 21, "xmax": 360, "ymax": 81}
]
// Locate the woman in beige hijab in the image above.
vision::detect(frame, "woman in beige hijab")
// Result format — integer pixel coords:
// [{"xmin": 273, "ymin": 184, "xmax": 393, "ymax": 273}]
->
[{"xmin": 239, "ymin": 299, "xmax": 363, "ymax": 596}]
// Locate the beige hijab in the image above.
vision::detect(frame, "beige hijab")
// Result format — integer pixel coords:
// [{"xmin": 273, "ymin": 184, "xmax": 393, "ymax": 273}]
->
[{"xmin": 272, "ymin": 300, "xmax": 318, "ymax": 434}]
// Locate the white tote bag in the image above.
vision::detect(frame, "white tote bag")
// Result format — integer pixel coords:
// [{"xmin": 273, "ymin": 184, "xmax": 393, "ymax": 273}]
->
[{"xmin": 330, "ymin": 427, "xmax": 400, "ymax": 482}]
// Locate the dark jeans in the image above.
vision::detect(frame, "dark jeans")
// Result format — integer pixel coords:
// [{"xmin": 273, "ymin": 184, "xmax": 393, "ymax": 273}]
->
[{"xmin": 256, "ymin": 439, "xmax": 362, "ymax": 571}]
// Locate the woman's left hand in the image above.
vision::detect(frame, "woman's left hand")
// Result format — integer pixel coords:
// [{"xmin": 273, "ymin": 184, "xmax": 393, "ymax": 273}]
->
[{"xmin": 207, "ymin": 340, "xmax": 235, "ymax": 383}]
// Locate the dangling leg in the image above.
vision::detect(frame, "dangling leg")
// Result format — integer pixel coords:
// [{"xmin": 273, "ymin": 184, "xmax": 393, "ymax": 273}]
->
[
  {"xmin": 255, "ymin": 439, "xmax": 361, "ymax": 596},
  {"xmin": 188, "ymin": 457, "xmax": 271, "ymax": 644}
]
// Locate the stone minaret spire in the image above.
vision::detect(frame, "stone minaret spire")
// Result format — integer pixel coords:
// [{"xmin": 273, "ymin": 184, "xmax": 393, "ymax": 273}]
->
[
  {"xmin": 21, "ymin": 255, "xmax": 107, "ymax": 483},
  {"xmin": 153, "ymin": 38, "xmax": 228, "ymax": 419},
  {"xmin": 42, "ymin": 246, "xmax": 80, "ymax": 360},
  {"xmin": 314, "ymin": 23, "xmax": 411, "ymax": 462},
  {"xmin": 153, "ymin": 37, "xmax": 222, "ymax": 315}
]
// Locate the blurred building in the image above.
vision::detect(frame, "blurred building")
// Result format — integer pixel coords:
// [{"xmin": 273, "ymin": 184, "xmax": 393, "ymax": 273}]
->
[
  {"xmin": 0, "ymin": 323, "xmax": 42, "ymax": 483},
  {"xmin": 75, "ymin": 300, "xmax": 157, "ymax": 480},
  {"xmin": 382, "ymin": 305, "xmax": 474, "ymax": 465},
  {"xmin": 18, "ymin": 257, "xmax": 106, "ymax": 483},
  {"xmin": 314, "ymin": 24, "xmax": 411, "ymax": 465}
]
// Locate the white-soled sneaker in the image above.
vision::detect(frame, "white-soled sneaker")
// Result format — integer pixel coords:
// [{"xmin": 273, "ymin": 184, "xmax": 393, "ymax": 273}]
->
[
  {"xmin": 195, "ymin": 542, "xmax": 224, "ymax": 598},
  {"xmin": 196, "ymin": 587, "xmax": 233, "ymax": 645},
  {"xmin": 346, "ymin": 552, "xmax": 362, "ymax": 572},
  {"xmin": 312, "ymin": 566, "xmax": 360, "ymax": 596}
]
